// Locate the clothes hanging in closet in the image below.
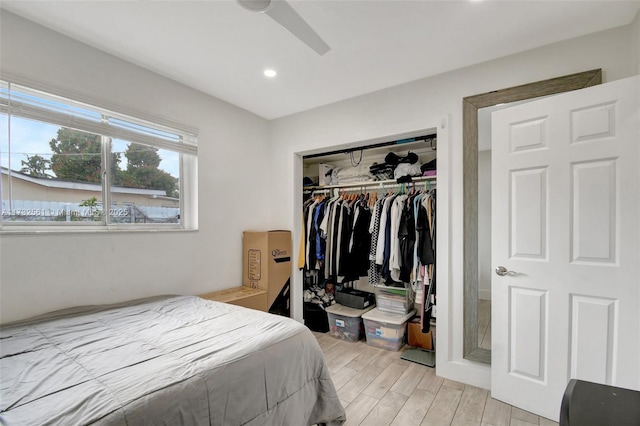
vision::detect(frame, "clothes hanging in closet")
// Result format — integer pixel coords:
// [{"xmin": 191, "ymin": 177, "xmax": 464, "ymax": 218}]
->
[
  {"xmin": 299, "ymin": 187, "xmax": 437, "ymax": 315},
  {"xmin": 419, "ymin": 189, "xmax": 436, "ymax": 332},
  {"xmin": 327, "ymin": 195, "xmax": 372, "ymax": 282},
  {"xmin": 347, "ymin": 198, "xmax": 372, "ymax": 279},
  {"xmin": 368, "ymin": 197, "xmax": 384, "ymax": 286},
  {"xmin": 299, "ymin": 193, "xmax": 371, "ymax": 282}
]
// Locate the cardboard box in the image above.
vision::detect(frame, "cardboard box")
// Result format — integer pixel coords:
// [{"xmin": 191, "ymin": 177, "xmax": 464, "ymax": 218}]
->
[
  {"xmin": 407, "ymin": 318, "xmax": 434, "ymax": 350},
  {"xmin": 243, "ymin": 230, "xmax": 291, "ymax": 312},
  {"xmin": 199, "ymin": 286, "xmax": 268, "ymax": 311}
]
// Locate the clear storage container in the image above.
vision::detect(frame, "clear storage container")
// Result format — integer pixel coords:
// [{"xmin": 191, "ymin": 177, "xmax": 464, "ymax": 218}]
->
[
  {"xmin": 325, "ymin": 303, "xmax": 374, "ymax": 342},
  {"xmin": 361, "ymin": 308, "xmax": 416, "ymax": 351},
  {"xmin": 375, "ymin": 287, "xmax": 415, "ymax": 315}
]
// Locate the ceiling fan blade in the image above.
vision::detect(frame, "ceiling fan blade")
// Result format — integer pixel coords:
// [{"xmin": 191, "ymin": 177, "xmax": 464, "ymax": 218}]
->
[{"xmin": 265, "ymin": 1, "xmax": 330, "ymax": 55}]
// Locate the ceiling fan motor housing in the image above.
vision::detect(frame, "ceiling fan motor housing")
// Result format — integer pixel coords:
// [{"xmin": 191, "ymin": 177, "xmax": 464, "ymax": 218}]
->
[{"xmin": 237, "ymin": 0, "xmax": 273, "ymax": 13}]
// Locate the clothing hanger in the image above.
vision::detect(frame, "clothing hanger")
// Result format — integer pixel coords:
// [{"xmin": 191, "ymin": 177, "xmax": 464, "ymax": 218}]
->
[{"xmin": 369, "ymin": 192, "xmax": 377, "ymax": 207}]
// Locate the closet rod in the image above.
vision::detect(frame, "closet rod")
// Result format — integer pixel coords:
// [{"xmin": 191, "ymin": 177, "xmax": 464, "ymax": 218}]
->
[
  {"xmin": 302, "ymin": 134, "xmax": 436, "ymax": 160},
  {"xmin": 307, "ymin": 175, "xmax": 436, "ymax": 191}
]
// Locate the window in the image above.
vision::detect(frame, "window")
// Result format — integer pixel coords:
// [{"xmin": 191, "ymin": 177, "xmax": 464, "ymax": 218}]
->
[{"xmin": 0, "ymin": 80, "xmax": 198, "ymax": 230}]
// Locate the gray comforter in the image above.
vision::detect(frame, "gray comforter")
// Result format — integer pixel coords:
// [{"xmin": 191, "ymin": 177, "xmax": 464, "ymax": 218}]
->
[{"xmin": 0, "ymin": 295, "xmax": 346, "ymax": 425}]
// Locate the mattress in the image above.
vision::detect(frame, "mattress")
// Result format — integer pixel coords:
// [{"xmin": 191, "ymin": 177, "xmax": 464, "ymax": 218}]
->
[{"xmin": 0, "ymin": 295, "xmax": 346, "ymax": 425}]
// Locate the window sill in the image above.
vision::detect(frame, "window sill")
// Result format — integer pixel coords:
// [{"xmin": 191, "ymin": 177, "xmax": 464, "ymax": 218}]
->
[{"xmin": 0, "ymin": 225, "xmax": 198, "ymax": 235}]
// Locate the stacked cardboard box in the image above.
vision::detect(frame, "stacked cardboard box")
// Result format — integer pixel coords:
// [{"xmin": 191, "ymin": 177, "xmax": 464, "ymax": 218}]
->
[
  {"xmin": 199, "ymin": 230, "xmax": 291, "ymax": 314},
  {"xmin": 200, "ymin": 286, "xmax": 267, "ymax": 311},
  {"xmin": 242, "ymin": 230, "xmax": 291, "ymax": 316}
]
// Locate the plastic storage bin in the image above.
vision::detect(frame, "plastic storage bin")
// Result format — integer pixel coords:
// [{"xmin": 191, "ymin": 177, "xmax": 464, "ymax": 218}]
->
[
  {"xmin": 325, "ymin": 303, "xmax": 374, "ymax": 342},
  {"xmin": 376, "ymin": 287, "xmax": 415, "ymax": 315},
  {"xmin": 361, "ymin": 308, "xmax": 416, "ymax": 351},
  {"xmin": 304, "ymin": 302, "xmax": 329, "ymax": 332}
]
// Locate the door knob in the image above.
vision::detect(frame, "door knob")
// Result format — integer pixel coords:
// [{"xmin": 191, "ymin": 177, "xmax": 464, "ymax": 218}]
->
[{"xmin": 495, "ymin": 266, "xmax": 510, "ymax": 276}]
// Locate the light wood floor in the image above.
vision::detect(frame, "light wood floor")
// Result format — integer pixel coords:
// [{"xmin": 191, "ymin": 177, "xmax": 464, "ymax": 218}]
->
[{"xmin": 313, "ymin": 332, "xmax": 558, "ymax": 426}]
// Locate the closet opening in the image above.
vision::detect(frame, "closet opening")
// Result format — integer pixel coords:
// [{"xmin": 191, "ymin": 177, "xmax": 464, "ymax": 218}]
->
[{"xmin": 298, "ymin": 130, "xmax": 438, "ymax": 364}]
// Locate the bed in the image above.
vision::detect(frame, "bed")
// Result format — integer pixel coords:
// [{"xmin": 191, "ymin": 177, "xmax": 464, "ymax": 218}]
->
[{"xmin": 0, "ymin": 295, "xmax": 346, "ymax": 425}]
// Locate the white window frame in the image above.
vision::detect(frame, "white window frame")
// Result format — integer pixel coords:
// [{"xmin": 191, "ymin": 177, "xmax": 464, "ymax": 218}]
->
[{"xmin": 0, "ymin": 77, "xmax": 198, "ymax": 233}]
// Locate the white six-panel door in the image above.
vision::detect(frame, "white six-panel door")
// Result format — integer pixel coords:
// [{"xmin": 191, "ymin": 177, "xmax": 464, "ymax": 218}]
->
[{"xmin": 491, "ymin": 76, "xmax": 639, "ymax": 421}]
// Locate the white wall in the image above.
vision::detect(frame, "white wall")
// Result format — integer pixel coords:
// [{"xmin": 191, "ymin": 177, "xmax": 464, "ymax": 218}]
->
[
  {"xmin": 269, "ymin": 22, "xmax": 639, "ymax": 389},
  {"xmin": 0, "ymin": 11, "xmax": 272, "ymax": 323},
  {"xmin": 633, "ymin": 9, "xmax": 640, "ymax": 73}
]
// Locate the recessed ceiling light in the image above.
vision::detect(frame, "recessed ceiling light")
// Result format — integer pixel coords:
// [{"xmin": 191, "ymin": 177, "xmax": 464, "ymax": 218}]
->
[{"xmin": 264, "ymin": 69, "xmax": 277, "ymax": 78}]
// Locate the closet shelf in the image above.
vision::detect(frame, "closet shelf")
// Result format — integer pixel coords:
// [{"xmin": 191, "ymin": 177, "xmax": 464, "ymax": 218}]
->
[{"xmin": 306, "ymin": 175, "xmax": 436, "ymax": 191}]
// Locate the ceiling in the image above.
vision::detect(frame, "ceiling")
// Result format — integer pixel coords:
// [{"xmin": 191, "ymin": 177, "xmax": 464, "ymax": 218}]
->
[{"xmin": 2, "ymin": 1, "xmax": 638, "ymax": 120}]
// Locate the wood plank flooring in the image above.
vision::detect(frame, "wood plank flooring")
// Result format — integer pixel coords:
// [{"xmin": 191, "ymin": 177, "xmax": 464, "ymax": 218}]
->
[{"xmin": 313, "ymin": 332, "xmax": 558, "ymax": 426}]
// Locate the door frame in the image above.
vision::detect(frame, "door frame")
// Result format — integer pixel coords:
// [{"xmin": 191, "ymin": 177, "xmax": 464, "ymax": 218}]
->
[
  {"xmin": 461, "ymin": 69, "xmax": 602, "ymax": 364},
  {"xmin": 291, "ymin": 125, "xmax": 443, "ymax": 323}
]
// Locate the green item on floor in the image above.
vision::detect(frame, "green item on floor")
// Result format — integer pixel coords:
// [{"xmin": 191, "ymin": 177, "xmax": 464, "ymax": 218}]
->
[{"xmin": 401, "ymin": 347, "xmax": 435, "ymax": 367}]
